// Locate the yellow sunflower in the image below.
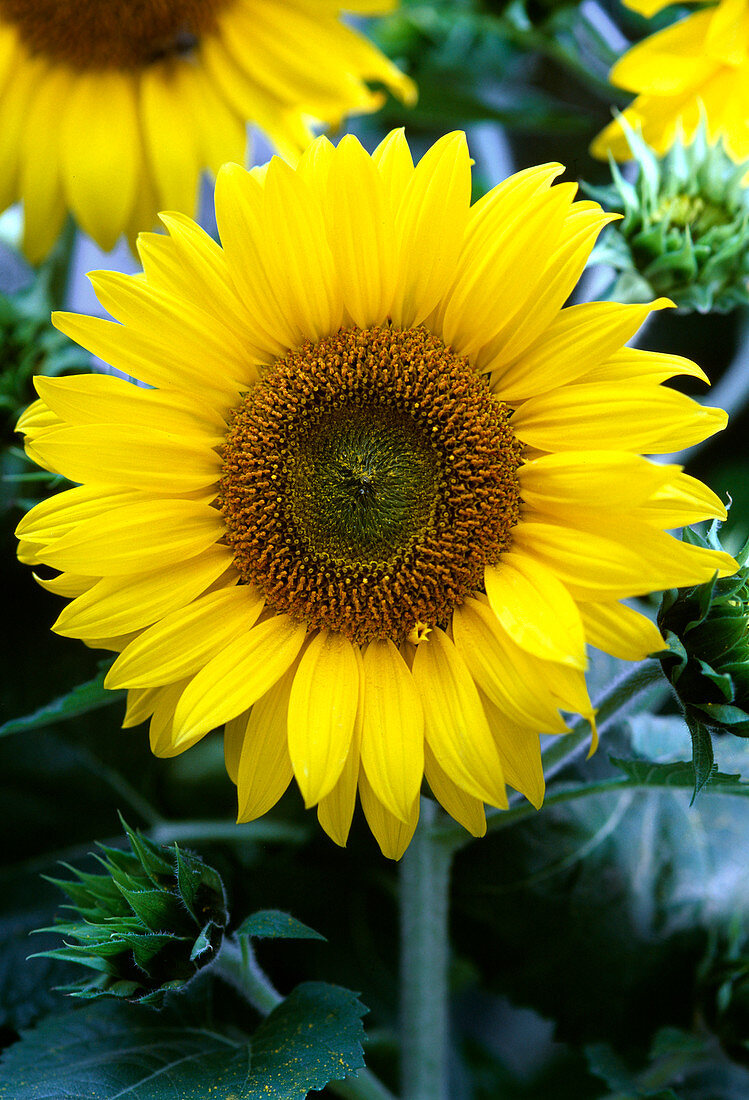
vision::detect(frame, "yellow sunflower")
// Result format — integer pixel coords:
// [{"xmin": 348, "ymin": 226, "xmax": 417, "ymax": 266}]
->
[
  {"xmin": 16, "ymin": 130, "xmax": 736, "ymax": 858},
  {"xmin": 592, "ymin": 0, "xmax": 749, "ymax": 164},
  {"xmin": 0, "ymin": 0, "xmax": 414, "ymax": 263}
]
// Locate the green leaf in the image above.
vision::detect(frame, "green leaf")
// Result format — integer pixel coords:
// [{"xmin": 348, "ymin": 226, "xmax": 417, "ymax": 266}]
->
[
  {"xmin": 609, "ymin": 757, "xmax": 749, "ymax": 795},
  {"xmin": 249, "ymin": 982, "xmax": 367, "ymax": 1097},
  {"xmin": 236, "ymin": 909, "xmax": 326, "ymax": 941},
  {"xmin": 0, "ymin": 983, "xmax": 367, "ymax": 1099},
  {"xmin": 0, "ymin": 670, "xmax": 120, "ymax": 738}
]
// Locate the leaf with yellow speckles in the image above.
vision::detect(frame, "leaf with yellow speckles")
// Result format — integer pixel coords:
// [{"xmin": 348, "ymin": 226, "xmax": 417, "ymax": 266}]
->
[{"xmin": 0, "ymin": 983, "xmax": 368, "ymax": 1099}]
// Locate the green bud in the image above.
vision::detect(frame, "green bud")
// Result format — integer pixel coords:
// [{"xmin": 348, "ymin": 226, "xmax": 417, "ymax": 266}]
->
[
  {"xmin": 34, "ymin": 819, "xmax": 228, "ymax": 1006},
  {"xmin": 657, "ymin": 524, "xmax": 749, "ymax": 795},
  {"xmin": 584, "ymin": 119, "xmax": 749, "ymax": 313}
]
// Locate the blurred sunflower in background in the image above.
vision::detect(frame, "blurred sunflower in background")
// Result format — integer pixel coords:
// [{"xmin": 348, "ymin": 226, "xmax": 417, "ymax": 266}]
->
[
  {"xmin": 0, "ymin": 0, "xmax": 415, "ymax": 262},
  {"xmin": 16, "ymin": 130, "xmax": 736, "ymax": 858},
  {"xmin": 592, "ymin": 0, "xmax": 749, "ymax": 165}
]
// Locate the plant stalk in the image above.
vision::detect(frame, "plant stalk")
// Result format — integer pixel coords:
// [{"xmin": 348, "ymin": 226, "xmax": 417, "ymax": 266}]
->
[{"xmin": 399, "ymin": 798, "xmax": 457, "ymax": 1100}]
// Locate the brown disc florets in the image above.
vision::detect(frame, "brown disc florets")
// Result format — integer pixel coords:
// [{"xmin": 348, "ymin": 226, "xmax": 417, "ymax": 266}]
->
[
  {"xmin": 0, "ymin": 0, "xmax": 226, "ymax": 70},
  {"xmin": 219, "ymin": 325, "xmax": 524, "ymax": 645}
]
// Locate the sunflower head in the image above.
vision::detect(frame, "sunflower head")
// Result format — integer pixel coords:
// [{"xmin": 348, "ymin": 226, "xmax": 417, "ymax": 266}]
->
[
  {"xmin": 658, "ymin": 524, "xmax": 749, "ymax": 739},
  {"xmin": 0, "ymin": 0, "xmax": 415, "ymax": 261},
  {"xmin": 35, "ymin": 821, "xmax": 228, "ymax": 1005},
  {"xmin": 16, "ymin": 129, "xmax": 736, "ymax": 858},
  {"xmin": 585, "ymin": 121, "xmax": 749, "ymax": 312}
]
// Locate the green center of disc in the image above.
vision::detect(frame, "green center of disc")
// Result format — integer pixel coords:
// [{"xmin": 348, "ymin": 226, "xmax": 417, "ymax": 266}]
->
[{"xmin": 287, "ymin": 408, "xmax": 437, "ymax": 565}]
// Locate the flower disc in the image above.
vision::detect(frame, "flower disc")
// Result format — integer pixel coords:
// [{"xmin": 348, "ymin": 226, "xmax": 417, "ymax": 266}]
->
[
  {"xmin": 0, "ymin": 0, "xmax": 226, "ymax": 69},
  {"xmin": 220, "ymin": 325, "xmax": 522, "ymax": 643}
]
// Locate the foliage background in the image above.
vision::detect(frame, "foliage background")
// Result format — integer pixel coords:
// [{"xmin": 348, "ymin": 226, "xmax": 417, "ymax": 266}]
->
[{"xmin": 2, "ymin": 0, "xmax": 749, "ymax": 1096}]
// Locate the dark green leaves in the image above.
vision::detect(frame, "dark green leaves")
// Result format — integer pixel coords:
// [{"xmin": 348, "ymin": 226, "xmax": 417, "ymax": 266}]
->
[
  {"xmin": 0, "ymin": 668, "xmax": 120, "ymax": 738},
  {"xmin": 0, "ymin": 983, "xmax": 368, "ymax": 1100}
]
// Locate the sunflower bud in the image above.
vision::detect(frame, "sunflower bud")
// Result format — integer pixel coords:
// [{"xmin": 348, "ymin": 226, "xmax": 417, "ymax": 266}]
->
[
  {"xmin": 584, "ymin": 120, "xmax": 749, "ymax": 313},
  {"xmin": 657, "ymin": 524, "xmax": 749, "ymax": 790},
  {"xmin": 34, "ymin": 820, "xmax": 228, "ymax": 1005}
]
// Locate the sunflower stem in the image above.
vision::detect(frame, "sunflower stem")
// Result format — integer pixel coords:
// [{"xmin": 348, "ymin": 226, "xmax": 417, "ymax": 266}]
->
[
  {"xmin": 399, "ymin": 798, "xmax": 457, "ymax": 1100},
  {"xmin": 215, "ymin": 937, "xmax": 398, "ymax": 1100}
]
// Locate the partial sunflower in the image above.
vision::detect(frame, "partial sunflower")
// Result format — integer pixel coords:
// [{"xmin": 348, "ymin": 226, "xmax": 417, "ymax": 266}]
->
[
  {"xmin": 592, "ymin": 0, "xmax": 749, "ymax": 165},
  {"xmin": 16, "ymin": 130, "xmax": 736, "ymax": 858},
  {"xmin": 0, "ymin": 0, "xmax": 414, "ymax": 263}
]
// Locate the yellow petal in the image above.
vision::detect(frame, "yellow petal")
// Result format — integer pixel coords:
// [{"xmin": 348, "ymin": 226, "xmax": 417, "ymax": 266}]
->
[
  {"xmin": 20, "ymin": 64, "xmax": 68, "ymax": 264},
  {"xmin": 482, "ymin": 207, "xmax": 617, "ymax": 373},
  {"xmin": 326, "ymin": 135, "xmax": 395, "ymax": 328},
  {"xmin": 60, "ymin": 69, "xmax": 140, "ymax": 251},
  {"xmin": 16, "ymin": 484, "xmax": 142, "ymax": 544},
  {"xmin": 33, "ymin": 571, "xmax": 96, "ymax": 598},
  {"xmin": 611, "ymin": 9, "xmax": 717, "ymax": 95},
  {"xmin": 261, "ymin": 154, "xmax": 343, "ymax": 341},
  {"xmin": 318, "ymin": 653, "xmax": 364, "ymax": 848},
  {"xmin": 236, "ymin": 663, "xmax": 298, "ymax": 821},
  {"xmin": 512, "ymin": 382, "xmax": 727, "ymax": 453},
  {"xmin": 479, "ymin": 690, "xmax": 546, "ymax": 809},
  {"xmin": 579, "ymin": 601, "xmax": 667, "ymax": 660},
  {"xmin": 579, "ymin": 348, "xmax": 709, "ymax": 386},
  {"xmin": 512, "ymin": 519, "xmax": 737, "ymax": 600},
  {"xmin": 390, "ymin": 131, "xmax": 472, "ymax": 328},
  {"xmin": 492, "ymin": 300, "xmax": 668, "ymax": 402},
  {"xmin": 451, "ymin": 598, "xmax": 569, "ymax": 733},
  {"xmin": 105, "ymin": 585, "xmax": 263, "ymax": 689},
  {"xmin": 140, "ymin": 63, "xmax": 201, "ymax": 216},
  {"xmin": 31, "ymin": 425, "xmax": 221, "ymax": 493},
  {"xmin": 287, "ymin": 630, "xmax": 361, "ymax": 806},
  {"xmin": 484, "ymin": 552, "xmax": 586, "ymax": 669},
  {"xmin": 148, "ymin": 679, "xmax": 199, "ymax": 758},
  {"xmin": 359, "ymin": 767, "xmax": 419, "ymax": 860},
  {"xmin": 33, "ymin": 373, "xmax": 225, "ymax": 437},
  {"xmin": 359, "ymin": 639, "xmax": 424, "ymax": 823},
  {"xmin": 224, "ymin": 712, "xmax": 247, "ymax": 785},
  {"xmin": 89, "ymin": 271, "xmax": 249, "ymax": 394},
  {"xmin": 40, "ymin": 499, "xmax": 225, "ymax": 577},
  {"xmin": 412, "ymin": 628, "xmax": 507, "ymax": 807},
  {"xmin": 423, "ymin": 744, "xmax": 486, "ymax": 837},
  {"xmin": 172, "ymin": 614, "xmax": 307, "ymax": 744},
  {"xmin": 372, "ymin": 128, "xmax": 414, "ymax": 211},
  {"xmin": 53, "ymin": 544, "xmax": 235, "ymax": 640},
  {"xmin": 518, "ymin": 451, "xmax": 677, "ymax": 514}
]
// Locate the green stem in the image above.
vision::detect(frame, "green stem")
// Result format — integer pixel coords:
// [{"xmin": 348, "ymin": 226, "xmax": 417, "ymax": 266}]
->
[
  {"xmin": 215, "ymin": 937, "xmax": 397, "ymax": 1100},
  {"xmin": 44, "ymin": 217, "xmax": 77, "ymax": 310},
  {"xmin": 148, "ymin": 819, "xmax": 308, "ymax": 846},
  {"xmin": 399, "ymin": 799, "xmax": 457, "ymax": 1100}
]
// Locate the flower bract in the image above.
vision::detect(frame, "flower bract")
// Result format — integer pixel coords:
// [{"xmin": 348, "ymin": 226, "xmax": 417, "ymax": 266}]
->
[
  {"xmin": 585, "ymin": 120, "xmax": 749, "ymax": 313},
  {"xmin": 0, "ymin": 0, "xmax": 415, "ymax": 262},
  {"xmin": 592, "ymin": 0, "xmax": 749, "ymax": 168},
  {"xmin": 16, "ymin": 129, "xmax": 736, "ymax": 858}
]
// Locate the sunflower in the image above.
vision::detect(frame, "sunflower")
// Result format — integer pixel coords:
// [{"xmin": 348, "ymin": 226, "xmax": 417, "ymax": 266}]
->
[
  {"xmin": 16, "ymin": 130, "xmax": 736, "ymax": 858},
  {"xmin": 592, "ymin": 0, "xmax": 749, "ymax": 165},
  {"xmin": 0, "ymin": 0, "xmax": 414, "ymax": 263}
]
